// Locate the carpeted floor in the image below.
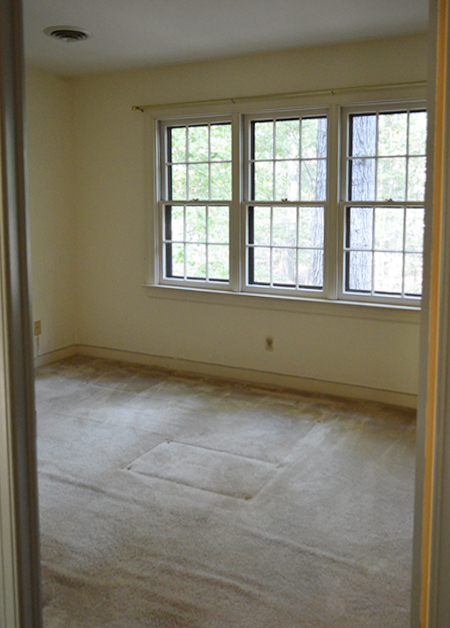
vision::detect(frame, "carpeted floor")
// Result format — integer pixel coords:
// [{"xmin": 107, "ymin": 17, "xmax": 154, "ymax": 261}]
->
[{"xmin": 36, "ymin": 355, "xmax": 416, "ymax": 627}]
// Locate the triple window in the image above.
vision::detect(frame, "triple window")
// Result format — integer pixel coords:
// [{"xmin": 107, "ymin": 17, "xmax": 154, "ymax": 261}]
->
[{"xmin": 156, "ymin": 98, "xmax": 427, "ymax": 306}]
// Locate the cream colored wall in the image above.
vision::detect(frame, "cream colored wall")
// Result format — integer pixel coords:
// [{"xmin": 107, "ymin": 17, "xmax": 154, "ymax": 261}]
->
[
  {"xmin": 61, "ymin": 34, "xmax": 428, "ymax": 403},
  {"xmin": 25, "ymin": 68, "xmax": 78, "ymax": 358}
]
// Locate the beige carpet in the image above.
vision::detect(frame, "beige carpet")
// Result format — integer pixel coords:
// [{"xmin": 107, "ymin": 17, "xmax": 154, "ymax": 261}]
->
[{"xmin": 36, "ymin": 356, "xmax": 416, "ymax": 627}]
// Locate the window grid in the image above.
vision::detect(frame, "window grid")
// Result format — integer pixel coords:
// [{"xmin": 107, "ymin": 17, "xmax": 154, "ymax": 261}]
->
[
  {"xmin": 347, "ymin": 110, "xmax": 427, "ymax": 203},
  {"xmin": 161, "ymin": 118, "xmax": 232, "ymax": 287},
  {"xmin": 343, "ymin": 106, "xmax": 426, "ymax": 301},
  {"xmin": 165, "ymin": 122, "xmax": 232, "ymax": 202},
  {"xmin": 246, "ymin": 203, "xmax": 325, "ymax": 291},
  {"xmin": 245, "ymin": 113, "xmax": 327, "ymax": 296},
  {"xmin": 248, "ymin": 116, "xmax": 328, "ymax": 203},
  {"xmin": 162, "ymin": 202, "xmax": 230, "ymax": 284},
  {"xmin": 155, "ymin": 98, "xmax": 426, "ymax": 306},
  {"xmin": 343, "ymin": 203, "xmax": 425, "ymax": 298}
]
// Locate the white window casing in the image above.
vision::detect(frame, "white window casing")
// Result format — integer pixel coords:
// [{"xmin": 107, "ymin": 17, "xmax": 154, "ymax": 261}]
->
[{"xmin": 144, "ymin": 84, "xmax": 427, "ymax": 314}]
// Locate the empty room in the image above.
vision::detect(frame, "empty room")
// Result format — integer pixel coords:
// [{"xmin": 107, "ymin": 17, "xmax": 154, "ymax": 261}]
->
[{"xmin": 17, "ymin": 0, "xmax": 432, "ymax": 625}]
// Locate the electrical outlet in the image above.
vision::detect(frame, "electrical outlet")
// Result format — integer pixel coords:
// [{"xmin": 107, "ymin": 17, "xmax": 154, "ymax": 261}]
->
[
  {"xmin": 34, "ymin": 320, "xmax": 41, "ymax": 336},
  {"xmin": 265, "ymin": 336, "xmax": 274, "ymax": 351}
]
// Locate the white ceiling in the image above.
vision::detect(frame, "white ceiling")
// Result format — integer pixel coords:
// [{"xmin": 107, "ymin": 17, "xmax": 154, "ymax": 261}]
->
[{"xmin": 23, "ymin": 0, "xmax": 429, "ymax": 76}]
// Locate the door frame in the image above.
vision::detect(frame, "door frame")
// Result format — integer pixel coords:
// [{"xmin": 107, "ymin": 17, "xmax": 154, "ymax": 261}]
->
[
  {"xmin": 0, "ymin": 0, "xmax": 42, "ymax": 626},
  {"xmin": 1, "ymin": 1, "xmax": 450, "ymax": 627}
]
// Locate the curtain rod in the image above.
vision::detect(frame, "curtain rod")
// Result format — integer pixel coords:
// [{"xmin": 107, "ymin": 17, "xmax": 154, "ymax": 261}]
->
[{"xmin": 132, "ymin": 80, "xmax": 427, "ymax": 112}]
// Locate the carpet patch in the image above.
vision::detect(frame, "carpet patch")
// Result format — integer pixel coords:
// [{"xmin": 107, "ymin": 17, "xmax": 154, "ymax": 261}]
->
[{"xmin": 127, "ymin": 441, "xmax": 278, "ymax": 499}]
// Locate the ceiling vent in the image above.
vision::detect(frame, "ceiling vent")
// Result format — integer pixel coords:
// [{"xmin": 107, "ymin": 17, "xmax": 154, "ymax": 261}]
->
[{"xmin": 43, "ymin": 26, "xmax": 91, "ymax": 43}]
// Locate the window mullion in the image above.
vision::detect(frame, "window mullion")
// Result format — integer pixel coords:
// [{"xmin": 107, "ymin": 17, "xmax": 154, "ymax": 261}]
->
[
  {"xmin": 270, "ymin": 205, "xmax": 274, "ymax": 288},
  {"xmin": 402, "ymin": 205, "xmax": 407, "ymax": 297},
  {"xmin": 272, "ymin": 121, "xmax": 276, "ymax": 200},
  {"xmin": 205, "ymin": 205, "xmax": 209, "ymax": 282},
  {"xmin": 371, "ymin": 206, "xmax": 375, "ymax": 297},
  {"xmin": 406, "ymin": 111, "xmax": 410, "ymax": 203},
  {"xmin": 183, "ymin": 205, "xmax": 187, "ymax": 281},
  {"xmin": 296, "ymin": 207, "xmax": 299, "ymax": 287},
  {"xmin": 375, "ymin": 112, "xmax": 379, "ymax": 203},
  {"xmin": 324, "ymin": 103, "xmax": 340, "ymax": 300},
  {"xmin": 147, "ymin": 114, "xmax": 159, "ymax": 285},
  {"xmin": 230, "ymin": 111, "xmax": 242, "ymax": 292},
  {"xmin": 371, "ymin": 113, "xmax": 378, "ymax": 298},
  {"xmin": 186, "ymin": 126, "xmax": 190, "ymax": 201},
  {"xmin": 299, "ymin": 118, "xmax": 302, "ymax": 201}
]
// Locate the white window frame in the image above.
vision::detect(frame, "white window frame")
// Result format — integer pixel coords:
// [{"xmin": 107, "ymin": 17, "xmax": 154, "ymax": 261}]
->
[
  {"xmin": 338, "ymin": 101, "xmax": 427, "ymax": 307},
  {"xmin": 157, "ymin": 114, "xmax": 235, "ymax": 292},
  {"xmin": 242, "ymin": 107, "xmax": 330, "ymax": 300},
  {"xmin": 145, "ymin": 86, "xmax": 426, "ymax": 311}
]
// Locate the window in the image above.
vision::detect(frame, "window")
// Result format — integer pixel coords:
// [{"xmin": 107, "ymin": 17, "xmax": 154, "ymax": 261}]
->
[
  {"xmin": 247, "ymin": 115, "xmax": 326, "ymax": 292},
  {"xmin": 152, "ymin": 94, "xmax": 427, "ymax": 307},
  {"xmin": 162, "ymin": 119, "xmax": 232, "ymax": 283},
  {"xmin": 343, "ymin": 107, "xmax": 427, "ymax": 300}
]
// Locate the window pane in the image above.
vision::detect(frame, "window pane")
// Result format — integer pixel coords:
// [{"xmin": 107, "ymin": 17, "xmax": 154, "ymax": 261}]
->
[
  {"xmin": 302, "ymin": 117, "xmax": 327, "ymax": 158},
  {"xmin": 186, "ymin": 206, "xmax": 206, "ymax": 242},
  {"xmin": 409, "ymin": 111, "xmax": 427, "ymax": 155},
  {"xmin": 252, "ymin": 247, "xmax": 271, "ymax": 284},
  {"xmin": 164, "ymin": 203, "xmax": 230, "ymax": 285},
  {"xmin": 374, "ymin": 206, "xmax": 404, "ymax": 251},
  {"xmin": 169, "ymin": 127, "xmax": 186, "ymax": 163},
  {"xmin": 298, "ymin": 249, "xmax": 323, "ymax": 288},
  {"xmin": 349, "ymin": 158, "xmax": 376, "ymax": 201},
  {"xmin": 299, "ymin": 207, "xmax": 324, "ymax": 248},
  {"xmin": 377, "ymin": 157, "xmax": 406, "ymax": 201},
  {"xmin": 210, "ymin": 123, "xmax": 231, "ymax": 161},
  {"xmin": 186, "ymin": 243, "xmax": 206, "ymax": 278},
  {"xmin": 350, "ymin": 115, "xmax": 376, "ymax": 157},
  {"xmin": 275, "ymin": 160, "xmax": 299, "ymax": 200},
  {"xmin": 345, "ymin": 107, "xmax": 426, "ymax": 300},
  {"xmin": 254, "ymin": 121, "xmax": 273, "ymax": 160},
  {"xmin": 273, "ymin": 207, "xmax": 297, "ymax": 246},
  {"xmin": 208, "ymin": 245, "xmax": 229, "ymax": 280},
  {"xmin": 404, "ymin": 253, "xmax": 423, "ymax": 295},
  {"xmin": 405, "ymin": 207, "xmax": 425, "ymax": 252},
  {"xmin": 170, "ymin": 165, "xmax": 187, "ymax": 200},
  {"xmin": 273, "ymin": 248, "xmax": 296, "ymax": 285},
  {"xmin": 348, "ymin": 207, "xmax": 373, "ymax": 249},
  {"xmin": 211, "ymin": 162, "xmax": 232, "ymax": 200},
  {"xmin": 170, "ymin": 206, "xmax": 184, "ymax": 241},
  {"xmin": 208, "ymin": 206, "xmax": 229, "ymax": 243},
  {"xmin": 254, "ymin": 162, "xmax": 274, "ymax": 200},
  {"xmin": 188, "ymin": 163, "xmax": 209, "ymax": 199},
  {"xmin": 169, "ymin": 243, "xmax": 184, "ymax": 278},
  {"xmin": 348, "ymin": 251, "xmax": 372, "ymax": 292},
  {"xmin": 378, "ymin": 112, "xmax": 407, "ymax": 156},
  {"xmin": 188, "ymin": 125, "xmax": 208, "ymax": 162},
  {"xmin": 251, "ymin": 206, "xmax": 271, "ymax": 245},
  {"xmin": 275, "ymin": 119, "xmax": 299, "ymax": 159},
  {"xmin": 301, "ymin": 159, "xmax": 326, "ymax": 201},
  {"xmin": 407, "ymin": 156, "xmax": 426, "ymax": 202},
  {"xmin": 374, "ymin": 252, "xmax": 402, "ymax": 293}
]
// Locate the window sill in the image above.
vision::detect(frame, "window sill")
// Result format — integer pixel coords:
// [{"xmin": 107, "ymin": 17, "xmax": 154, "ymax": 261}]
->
[{"xmin": 143, "ymin": 283, "xmax": 421, "ymax": 324}]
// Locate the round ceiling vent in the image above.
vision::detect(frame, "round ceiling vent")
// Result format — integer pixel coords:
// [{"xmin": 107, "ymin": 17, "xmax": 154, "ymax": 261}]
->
[{"xmin": 43, "ymin": 26, "xmax": 91, "ymax": 43}]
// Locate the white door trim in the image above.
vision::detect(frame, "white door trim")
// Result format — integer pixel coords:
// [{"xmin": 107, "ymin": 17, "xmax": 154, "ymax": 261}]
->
[{"xmin": 0, "ymin": 0, "xmax": 42, "ymax": 625}]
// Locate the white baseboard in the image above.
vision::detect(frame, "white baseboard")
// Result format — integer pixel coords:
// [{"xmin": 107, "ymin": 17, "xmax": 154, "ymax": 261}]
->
[
  {"xmin": 34, "ymin": 345, "xmax": 78, "ymax": 367},
  {"xmin": 66, "ymin": 344, "xmax": 417, "ymax": 409}
]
